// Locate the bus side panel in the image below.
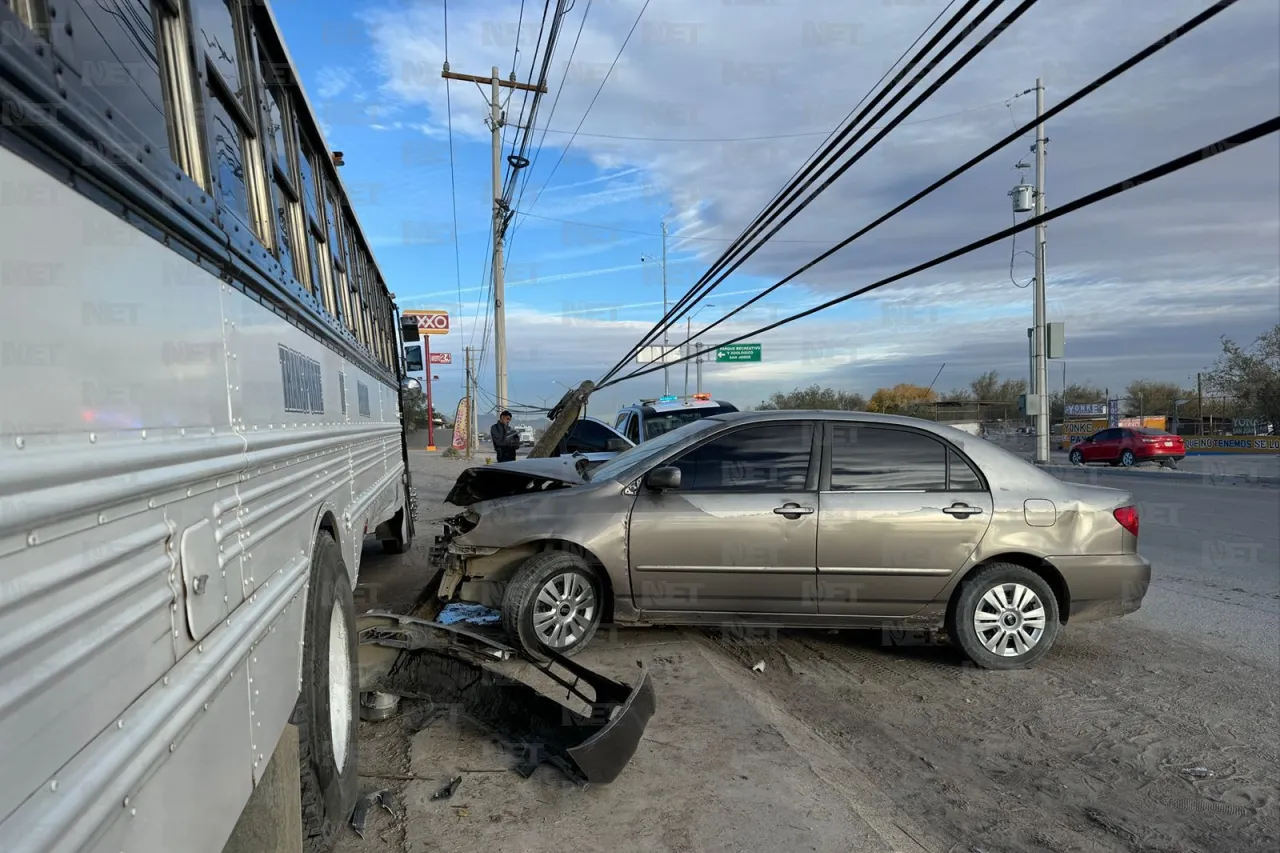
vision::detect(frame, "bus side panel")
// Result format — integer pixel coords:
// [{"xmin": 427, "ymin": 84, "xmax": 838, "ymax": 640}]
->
[
  {"xmin": 82, "ymin": 663, "xmax": 255, "ymax": 853},
  {"xmin": 0, "ymin": 146, "xmax": 261, "ymax": 852},
  {"xmin": 344, "ymin": 360, "xmax": 403, "ymax": 560},
  {"xmin": 226, "ymin": 291, "xmax": 359, "ymax": 584}
]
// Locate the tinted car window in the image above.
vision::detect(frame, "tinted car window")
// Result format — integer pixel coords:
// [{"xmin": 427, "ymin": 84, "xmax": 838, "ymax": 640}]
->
[
  {"xmin": 1135, "ymin": 427, "xmax": 1170, "ymax": 436},
  {"xmin": 564, "ymin": 419, "xmax": 616, "ymax": 454},
  {"xmin": 828, "ymin": 425, "xmax": 947, "ymax": 491},
  {"xmin": 948, "ymin": 450, "xmax": 984, "ymax": 491},
  {"xmin": 625, "ymin": 415, "xmax": 641, "ymax": 444},
  {"xmin": 670, "ymin": 423, "xmax": 812, "ymax": 492}
]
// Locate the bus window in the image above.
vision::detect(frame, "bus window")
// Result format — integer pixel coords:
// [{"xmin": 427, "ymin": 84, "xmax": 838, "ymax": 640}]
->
[{"xmin": 54, "ymin": 0, "xmax": 173, "ymax": 163}]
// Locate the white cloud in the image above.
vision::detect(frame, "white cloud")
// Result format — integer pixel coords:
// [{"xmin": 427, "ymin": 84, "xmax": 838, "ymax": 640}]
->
[{"xmin": 364, "ymin": 0, "xmax": 1280, "ymax": 410}]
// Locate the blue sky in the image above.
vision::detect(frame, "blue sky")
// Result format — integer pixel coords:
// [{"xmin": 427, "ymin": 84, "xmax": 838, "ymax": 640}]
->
[{"xmin": 273, "ymin": 0, "xmax": 1280, "ymax": 421}]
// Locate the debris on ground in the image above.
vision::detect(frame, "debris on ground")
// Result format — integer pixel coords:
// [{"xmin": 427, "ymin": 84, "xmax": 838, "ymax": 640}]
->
[
  {"xmin": 350, "ymin": 789, "xmax": 397, "ymax": 838},
  {"xmin": 432, "ymin": 775, "xmax": 463, "ymax": 801},
  {"xmin": 1180, "ymin": 766, "xmax": 1215, "ymax": 778},
  {"xmin": 436, "ymin": 602, "xmax": 503, "ymax": 626},
  {"xmin": 356, "ymin": 613, "xmax": 655, "ymax": 785},
  {"xmin": 751, "ymin": 661, "xmax": 766, "ymax": 673}
]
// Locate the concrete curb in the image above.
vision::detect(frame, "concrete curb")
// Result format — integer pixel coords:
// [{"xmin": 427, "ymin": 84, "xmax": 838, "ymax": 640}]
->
[{"xmin": 1040, "ymin": 463, "xmax": 1280, "ymax": 487}]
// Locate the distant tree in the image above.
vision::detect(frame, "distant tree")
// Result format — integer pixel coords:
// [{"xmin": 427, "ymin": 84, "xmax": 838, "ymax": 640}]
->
[
  {"xmin": 866, "ymin": 383, "xmax": 936, "ymax": 414},
  {"xmin": 1123, "ymin": 380, "xmax": 1190, "ymax": 417},
  {"xmin": 1050, "ymin": 382, "xmax": 1105, "ymax": 420},
  {"xmin": 402, "ymin": 388, "xmax": 446, "ymax": 430},
  {"xmin": 1204, "ymin": 324, "xmax": 1280, "ymax": 426},
  {"xmin": 757, "ymin": 384, "xmax": 867, "ymax": 411},
  {"xmin": 403, "ymin": 388, "xmax": 428, "ymax": 430},
  {"xmin": 969, "ymin": 370, "xmax": 1027, "ymax": 405}
]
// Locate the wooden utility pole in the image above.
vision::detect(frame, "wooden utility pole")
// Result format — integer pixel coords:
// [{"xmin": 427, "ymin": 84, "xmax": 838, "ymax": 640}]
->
[
  {"xmin": 441, "ymin": 63, "xmax": 546, "ymax": 415},
  {"xmin": 464, "ymin": 346, "xmax": 477, "ymax": 460}
]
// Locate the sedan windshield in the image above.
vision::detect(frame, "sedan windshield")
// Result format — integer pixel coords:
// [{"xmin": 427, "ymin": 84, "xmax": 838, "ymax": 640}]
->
[{"xmin": 587, "ymin": 417, "xmax": 721, "ymax": 483}]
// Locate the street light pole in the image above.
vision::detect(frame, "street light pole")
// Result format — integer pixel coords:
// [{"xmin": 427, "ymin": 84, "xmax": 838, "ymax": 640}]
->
[
  {"xmin": 641, "ymin": 221, "xmax": 671, "ymax": 395},
  {"xmin": 661, "ymin": 221, "xmax": 669, "ymax": 396},
  {"xmin": 1032, "ymin": 78, "xmax": 1050, "ymax": 464}
]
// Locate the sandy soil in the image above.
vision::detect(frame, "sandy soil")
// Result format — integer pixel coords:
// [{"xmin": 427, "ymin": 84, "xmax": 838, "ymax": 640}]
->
[{"xmin": 337, "ymin": 450, "xmax": 1280, "ymax": 853}]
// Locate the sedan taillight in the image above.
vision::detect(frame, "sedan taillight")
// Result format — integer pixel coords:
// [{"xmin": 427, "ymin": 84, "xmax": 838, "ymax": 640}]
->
[{"xmin": 1113, "ymin": 505, "xmax": 1139, "ymax": 537}]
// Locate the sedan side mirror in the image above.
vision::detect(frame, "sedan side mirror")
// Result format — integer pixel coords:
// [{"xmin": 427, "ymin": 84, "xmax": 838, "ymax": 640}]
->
[
  {"xmin": 645, "ymin": 466, "xmax": 681, "ymax": 491},
  {"xmin": 606, "ymin": 438, "xmax": 629, "ymax": 452}
]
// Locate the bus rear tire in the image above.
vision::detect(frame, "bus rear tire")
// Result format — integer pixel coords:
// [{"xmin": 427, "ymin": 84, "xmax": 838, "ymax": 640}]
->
[{"xmin": 292, "ymin": 531, "xmax": 359, "ymax": 852}]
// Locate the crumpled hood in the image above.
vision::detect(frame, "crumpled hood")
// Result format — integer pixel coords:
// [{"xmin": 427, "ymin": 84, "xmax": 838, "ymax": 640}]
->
[{"xmin": 444, "ymin": 456, "xmax": 588, "ymax": 506}]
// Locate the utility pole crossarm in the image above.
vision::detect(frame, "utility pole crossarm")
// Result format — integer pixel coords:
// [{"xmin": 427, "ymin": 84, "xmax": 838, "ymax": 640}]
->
[{"xmin": 441, "ymin": 69, "xmax": 547, "ymax": 93}]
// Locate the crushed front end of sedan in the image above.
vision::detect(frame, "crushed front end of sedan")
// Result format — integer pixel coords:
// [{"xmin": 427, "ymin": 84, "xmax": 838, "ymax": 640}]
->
[{"xmin": 418, "ymin": 455, "xmax": 655, "ymax": 783}]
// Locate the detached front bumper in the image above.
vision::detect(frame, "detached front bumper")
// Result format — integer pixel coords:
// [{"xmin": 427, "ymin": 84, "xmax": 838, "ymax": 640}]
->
[
  {"xmin": 356, "ymin": 612, "xmax": 655, "ymax": 785},
  {"xmin": 1054, "ymin": 554, "xmax": 1152, "ymax": 622}
]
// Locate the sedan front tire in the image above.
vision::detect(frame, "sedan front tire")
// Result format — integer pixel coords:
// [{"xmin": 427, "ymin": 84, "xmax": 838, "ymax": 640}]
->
[
  {"xmin": 502, "ymin": 551, "xmax": 603, "ymax": 661},
  {"xmin": 948, "ymin": 563, "xmax": 1060, "ymax": 670}
]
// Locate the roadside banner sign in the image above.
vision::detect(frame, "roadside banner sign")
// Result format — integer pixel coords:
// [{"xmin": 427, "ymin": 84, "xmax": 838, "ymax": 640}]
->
[
  {"xmin": 451, "ymin": 397, "xmax": 470, "ymax": 451},
  {"xmin": 1064, "ymin": 402, "xmax": 1107, "ymax": 417},
  {"xmin": 716, "ymin": 343, "xmax": 762, "ymax": 363},
  {"xmin": 403, "ymin": 309, "xmax": 450, "ymax": 335},
  {"xmin": 1108, "ymin": 398, "xmax": 1120, "ymax": 427},
  {"xmin": 429, "ymin": 352, "xmax": 452, "ymax": 365}
]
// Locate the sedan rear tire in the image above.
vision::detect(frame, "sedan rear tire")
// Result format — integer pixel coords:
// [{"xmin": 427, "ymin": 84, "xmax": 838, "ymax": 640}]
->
[
  {"xmin": 1068, "ymin": 448, "xmax": 1084, "ymax": 465},
  {"xmin": 948, "ymin": 563, "xmax": 1060, "ymax": 670},
  {"xmin": 502, "ymin": 551, "xmax": 603, "ymax": 661}
]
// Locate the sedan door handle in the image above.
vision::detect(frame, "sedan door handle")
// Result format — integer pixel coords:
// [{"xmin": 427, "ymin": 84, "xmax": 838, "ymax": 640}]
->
[
  {"xmin": 773, "ymin": 504, "xmax": 814, "ymax": 516},
  {"xmin": 942, "ymin": 503, "xmax": 983, "ymax": 517}
]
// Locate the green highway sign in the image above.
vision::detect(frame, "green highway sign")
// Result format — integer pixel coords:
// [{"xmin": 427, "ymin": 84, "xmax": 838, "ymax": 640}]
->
[{"xmin": 716, "ymin": 343, "xmax": 762, "ymax": 363}]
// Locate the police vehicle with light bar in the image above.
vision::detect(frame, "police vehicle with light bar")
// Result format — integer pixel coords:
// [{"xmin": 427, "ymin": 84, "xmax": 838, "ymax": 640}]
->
[{"xmin": 613, "ymin": 394, "xmax": 739, "ymax": 444}]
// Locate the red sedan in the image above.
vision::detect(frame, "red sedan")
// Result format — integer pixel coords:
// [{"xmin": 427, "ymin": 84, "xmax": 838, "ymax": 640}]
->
[{"xmin": 1069, "ymin": 427, "xmax": 1186, "ymax": 468}]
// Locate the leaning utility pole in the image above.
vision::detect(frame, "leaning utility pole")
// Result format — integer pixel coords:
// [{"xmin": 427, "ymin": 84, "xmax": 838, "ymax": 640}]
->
[
  {"xmin": 1031, "ymin": 78, "xmax": 1050, "ymax": 464},
  {"xmin": 441, "ymin": 63, "xmax": 546, "ymax": 413}
]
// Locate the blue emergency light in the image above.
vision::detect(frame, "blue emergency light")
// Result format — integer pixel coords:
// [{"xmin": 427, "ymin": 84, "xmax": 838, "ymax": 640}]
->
[{"xmin": 658, "ymin": 395, "xmax": 678, "ymax": 402}]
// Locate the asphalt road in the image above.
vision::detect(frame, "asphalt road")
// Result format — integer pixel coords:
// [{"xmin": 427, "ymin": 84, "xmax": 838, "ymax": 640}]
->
[{"xmin": 1051, "ymin": 469, "xmax": 1280, "ymax": 668}]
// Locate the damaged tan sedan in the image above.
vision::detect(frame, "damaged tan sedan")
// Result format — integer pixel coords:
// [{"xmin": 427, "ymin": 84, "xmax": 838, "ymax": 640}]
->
[{"xmin": 432, "ymin": 411, "xmax": 1151, "ymax": 670}]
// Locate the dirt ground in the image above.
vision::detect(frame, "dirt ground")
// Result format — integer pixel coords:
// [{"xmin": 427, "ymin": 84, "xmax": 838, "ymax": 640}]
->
[{"xmin": 339, "ymin": 450, "xmax": 1280, "ymax": 853}]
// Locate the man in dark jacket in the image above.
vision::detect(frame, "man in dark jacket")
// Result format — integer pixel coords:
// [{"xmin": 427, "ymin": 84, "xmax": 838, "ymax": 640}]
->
[{"xmin": 490, "ymin": 410, "xmax": 520, "ymax": 462}]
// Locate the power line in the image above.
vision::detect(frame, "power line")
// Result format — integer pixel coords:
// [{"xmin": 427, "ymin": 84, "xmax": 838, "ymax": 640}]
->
[
  {"xmin": 524, "ymin": 99, "xmax": 1012, "ymax": 143},
  {"xmin": 442, "ymin": 0, "xmax": 466, "ymax": 360},
  {"xmin": 522, "ymin": 0, "xmax": 652, "ymax": 215},
  {"xmin": 511, "ymin": 209, "xmax": 840, "ymax": 243},
  {"xmin": 603, "ymin": 116, "xmax": 1280, "ymax": 389},
  {"xmin": 600, "ymin": 0, "xmax": 997, "ymax": 384},
  {"xmin": 636, "ymin": 0, "xmax": 1246, "ymax": 366},
  {"xmin": 504, "ymin": 0, "xmax": 594, "ymax": 251},
  {"xmin": 502, "ymin": 0, "xmax": 556, "ymax": 205},
  {"xmin": 600, "ymin": 0, "xmax": 979, "ymax": 383}
]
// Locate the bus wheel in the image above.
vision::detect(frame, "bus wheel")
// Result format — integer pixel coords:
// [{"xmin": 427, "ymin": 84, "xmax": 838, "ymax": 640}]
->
[{"xmin": 292, "ymin": 531, "xmax": 359, "ymax": 851}]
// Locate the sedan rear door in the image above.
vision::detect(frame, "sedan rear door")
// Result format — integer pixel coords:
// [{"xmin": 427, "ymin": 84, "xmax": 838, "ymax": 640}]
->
[
  {"xmin": 628, "ymin": 421, "xmax": 819, "ymax": 614},
  {"xmin": 816, "ymin": 422, "xmax": 994, "ymax": 617}
]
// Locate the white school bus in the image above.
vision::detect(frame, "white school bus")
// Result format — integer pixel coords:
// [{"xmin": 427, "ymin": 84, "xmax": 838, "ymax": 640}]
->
[{"xmin": 0, "ymin": 2, "xmax": 415, "ymax": 851}]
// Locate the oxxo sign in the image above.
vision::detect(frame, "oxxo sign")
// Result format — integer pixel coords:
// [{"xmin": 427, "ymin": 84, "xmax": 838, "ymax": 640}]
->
[{"xmin": 402, "ymin": 310, "xmax": 450, "ymax": 335}]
